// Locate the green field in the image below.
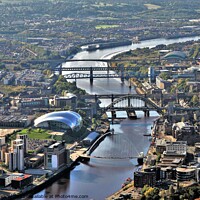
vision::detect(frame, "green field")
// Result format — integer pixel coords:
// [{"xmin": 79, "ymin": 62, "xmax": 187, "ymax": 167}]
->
[
  {"xmin": 18, "ymin": 128, "xmax": 52, "ymax": 140},
  {"xmin": 144, "ymin": 4, "xmax": 161, "ymax": 10},
  {"xmin": 95, "ymin": 25, "xmax": 120, "ymax": 29}
]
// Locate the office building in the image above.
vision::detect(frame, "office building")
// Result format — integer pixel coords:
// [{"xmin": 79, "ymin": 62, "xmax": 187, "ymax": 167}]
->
[
  {"xmin": 176, "ymin": 167, "xmax": 195, "ymax": 181},
  {"xmin": 11, "ymin": 174, "xmax": 33, "ymax": 189},
  {"xmin": 13, "ymin": 139, "xmax": 24, "ymax": 171},
  {"xmin": 16, "ymin": 134, "xmax": 28, "ymax": 154},
  {"xmin": 8, "ymin": 152, "xmax": 17, "ymax": 171},
  {"xmin": 134, "ymin": 171, "xmax": 156, "ymax": 188},
  {"xmin": 44, "ymin": 141, "xmax": 67, "ymax": 170},
  {"xmin": 165, "ymin": 141, "xmax": 187, "ymax": 155}
]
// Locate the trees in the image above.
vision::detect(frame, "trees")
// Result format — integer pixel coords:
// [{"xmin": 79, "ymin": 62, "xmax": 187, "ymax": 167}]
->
[
  {"xmin": 190, "ymin": 95, "xmax": 199, "ymax": 107},
  {"xmin": 141, "ymin": 186, "xmax": 160, "ymax": 200},
  {"xmin": 53, "ymin": 75, "xmax": 86, "ymax": 95},
  {"xmin": 159, "ymin": 72, "xmax": 170, "ymax": 80}
]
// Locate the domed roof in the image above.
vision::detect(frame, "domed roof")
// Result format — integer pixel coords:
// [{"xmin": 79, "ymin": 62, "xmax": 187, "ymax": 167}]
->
[
  {"xmin": 34, "ymin": 111, "xmax": 82, "ymax": 131},
  {"xmin": 162, "ymin": 51, "xmax": 187, "ymax": 60}
]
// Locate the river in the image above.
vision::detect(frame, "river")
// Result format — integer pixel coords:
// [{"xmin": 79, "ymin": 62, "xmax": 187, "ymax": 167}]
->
[{"xmin": 32, "ymin": 36, "xmax": 200, "ymax": 200}]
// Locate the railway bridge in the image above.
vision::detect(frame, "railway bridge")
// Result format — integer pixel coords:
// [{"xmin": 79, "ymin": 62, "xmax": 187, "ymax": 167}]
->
[{"xmin": 53, "ymin": 59, "xmax": 145, "ymax": 83}]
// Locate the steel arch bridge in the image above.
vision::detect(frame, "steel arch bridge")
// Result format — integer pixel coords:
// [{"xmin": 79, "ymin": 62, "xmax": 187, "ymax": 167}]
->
[{"xmin": 104, "ymin": 94, "xmax": 164, "ymax": 114}]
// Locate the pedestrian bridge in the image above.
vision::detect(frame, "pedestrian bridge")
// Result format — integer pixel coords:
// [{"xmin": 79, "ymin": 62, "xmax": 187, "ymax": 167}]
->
[
  {"xmin": 79, "ymin": 154, "xmax": 141, "ymax": 160},
  {"xmin": 78, "ymin": 132, "xmax": 146, "ymax": 163}
]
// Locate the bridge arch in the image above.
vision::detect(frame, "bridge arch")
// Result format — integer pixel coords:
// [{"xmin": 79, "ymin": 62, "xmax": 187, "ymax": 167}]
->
[{"xmin": 104, "ymin": 94, "xmax": 164, "ymax": 114}]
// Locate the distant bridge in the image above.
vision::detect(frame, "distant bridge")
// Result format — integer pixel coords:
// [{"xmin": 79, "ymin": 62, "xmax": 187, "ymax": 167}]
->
[
  {"xmin": 79, "ymin": 93, "xmax": 200, "ymax": 118},
  {"xmin": 102, "ymin": 94, "xmax": 164, "ymax": 118},
  {"xmin": 64, "ymin": 59, "xmax": 137, "ymax": 63},
  {"xmin": 53, "ymin": 66, "xmax": 140, "ymax": 72},
  {"xmin": 56, "ymin": 65, "xmax": 145, "ymax": 83},
  {"xmin": 79, "ymin": 154, "xmax": 141, "ymax": 160},
  {"xmin": 63, "ymin": 72, "xmax": 146, "ymax": 83},
  {"xmin": 54, "ymin": 59, "xmax": 145, "ymax": 83}
]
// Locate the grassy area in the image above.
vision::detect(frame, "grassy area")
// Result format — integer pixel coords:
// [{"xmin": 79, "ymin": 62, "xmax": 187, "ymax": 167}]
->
[
  {"xmin": 92, "ymin": 3, "xmax": 113, "ymax": 7},
  {"xmin": 18, "ymin": 128, "xmax": 52, "ymax": 140},
  {"xmin": 144, "ymin": 4, "xmax": 161, "ymax": 10},
  {"xmin": 0, "ymin": 85, "xmax": 26, "ymax": 96},
  {"xmin": 95, "ymin": 25, "xmax": 120, "ymax": 29}
]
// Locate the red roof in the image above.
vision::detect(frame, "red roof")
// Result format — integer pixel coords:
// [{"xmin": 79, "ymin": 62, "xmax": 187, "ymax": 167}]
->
[{"xmin": 13, "ymin": 174, "xmax": 31, "ymax": 181}]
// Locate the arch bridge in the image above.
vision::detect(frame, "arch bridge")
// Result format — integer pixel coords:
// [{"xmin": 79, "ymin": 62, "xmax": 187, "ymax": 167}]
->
[{"xmin": 103, "ymin": 94, "xmax": 164, "ymax": 118}]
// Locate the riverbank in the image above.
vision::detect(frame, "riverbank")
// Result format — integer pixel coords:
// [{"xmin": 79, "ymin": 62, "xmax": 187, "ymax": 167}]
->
[{"xmin": 1, "ymin": 164, "xmax": 75, "ymax": 200}]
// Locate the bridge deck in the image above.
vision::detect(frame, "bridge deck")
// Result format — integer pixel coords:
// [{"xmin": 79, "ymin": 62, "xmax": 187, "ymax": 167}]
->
[
  {"xmin": 54, "ymin": 66, "xmax": 140, "ymax": 71},
  {"xmin": 79, "ymin": 154, "xmax": 142, "ymax": 160}
]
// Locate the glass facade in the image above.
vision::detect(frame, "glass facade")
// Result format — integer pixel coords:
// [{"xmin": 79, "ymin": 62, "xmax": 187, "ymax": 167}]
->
[{"xmin": 34, "ymin": 111, "xmax": 83, "ymax": 132}]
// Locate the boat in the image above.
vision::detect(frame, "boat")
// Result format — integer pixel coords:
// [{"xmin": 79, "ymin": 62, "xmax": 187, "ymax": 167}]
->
[
  {"xmin": 86, "ymin": 44, "xmax": 100, "ymax": 51},
  {"xmin": 143, "ymin": 134, "xmax": 151, "ymax": 136},
  {"xmin": 98, "ymin": 40, "xmax": 132, "ymax": 49},
  {"xmin": 132, "ymin": 36, "xmax": 140, "ymax": 44}
]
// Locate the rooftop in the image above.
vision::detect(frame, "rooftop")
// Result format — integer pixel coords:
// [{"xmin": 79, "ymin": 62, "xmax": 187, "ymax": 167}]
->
[
  {"xmin": 162, "ymin": 51, "xmax": 187, "ymax": 60},
  {"xmin": 176, "ymin": 167, "xmax": 196, "ymax": 173}
]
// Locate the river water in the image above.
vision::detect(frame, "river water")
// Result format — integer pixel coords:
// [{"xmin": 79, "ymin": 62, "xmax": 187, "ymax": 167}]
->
[{"xmin": 32, "ymin": 36, "xmax": 200, "ymax": 200}]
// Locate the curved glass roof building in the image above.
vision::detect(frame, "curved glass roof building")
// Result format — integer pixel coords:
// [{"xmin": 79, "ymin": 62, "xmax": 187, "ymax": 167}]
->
[
  {"xmin": 34, "ymin": 111, "xmax": 82, "ymax": 132},
  {"xmin": 162, "ymin": 51, "xmax": 187, "ymax": 60}
]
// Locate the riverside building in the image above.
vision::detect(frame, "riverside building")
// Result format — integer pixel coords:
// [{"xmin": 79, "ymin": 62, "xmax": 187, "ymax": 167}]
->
[
  {"xmin": 44, "ymin": 141, "xmax": 67, "ymax": 170},
  {"xmin": 12, "ymin": 139, "xmax": 24, "ymax": 171},
  {"xmin": 16, "ymin": 134, "xmax": 28, "ymax": 154}
]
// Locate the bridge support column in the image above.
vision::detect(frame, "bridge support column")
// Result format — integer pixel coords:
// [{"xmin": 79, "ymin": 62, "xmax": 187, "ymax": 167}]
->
[
  {"xmin": 127, "ymin": 110, "xmax": 137, "ymax": 119},
  {"xmin": 79, "ymin": 156, "xmax": 90, "ymax": 163},
  {"xmin": 111, "ymin": 110, "xmax": 116, "ymax": 124},
  {"xmin": 90, "ymin": 67, "xmax": 93, "ymax": 84},
  {"xmin": 128, "ymin": 95, "xmax": 131, "ymax": 107},
  {"xmin": 111, "ymin": 111, "xmax": 116, "ymax": 119},
  {"xmin": 129, "ymin": 78, "xmax": 132, "ymax": 89},
  {"xmin": 94, "ymin": 94, "xmax": 98, "ymax": 115},
  {"xmin": 144, "ymin": 93, "xmax": 147, "ymax": 108},
  {"xmin": 120, "ymin": 65, "xmax": 125, "ymax": 83},
  {"xmin": 59, "ymin": 64, "xmax": 62, "ymax": 75},
  {"xmin": 107, "ymin": 63, "xmax": 110, "ymax": 75},
  {"xmin": 144, "ymin": 110, "xmax": 150, "ymax": 117},
  {"xmin": 111, "ymin": 94, "xmax": 114, "ymax": 103}
]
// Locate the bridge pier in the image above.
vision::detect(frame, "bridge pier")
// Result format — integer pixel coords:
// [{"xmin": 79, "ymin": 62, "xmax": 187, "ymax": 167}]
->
[
  {"xmin": 90, "ymin": 67, "xmax": 93, "ymax": 84},
  {"xmin": 120, "ymin": 65, "xmax": 125, "ymax": 83},
  {"xmin": 94, "ymin": 94, "xmax": 98, "ymax": 115},
  {"xmin": 127, "ymin": 110, "xmax": 137, "ymax": 119},
  {"xmin": 107, "ymin": 63, "xmax": 110, "ymax": 75},
  {"xmin": 78, "ymin": 156, "xmax": 90, "ymax": 163},
  {"xmin": 111, "ymin": 111, "xmax": 117, "ymax": 119},
  {"xmin": 59, "ymin": 64, "xmax": 62, "ymax": 75},
  {"xmin": 111, "ymin": 110, "xmax": 116, "ymax": 124},
  {"xmin": 144, "ymin": 110, "xmax": 150, "ymax": 117}
]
